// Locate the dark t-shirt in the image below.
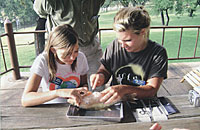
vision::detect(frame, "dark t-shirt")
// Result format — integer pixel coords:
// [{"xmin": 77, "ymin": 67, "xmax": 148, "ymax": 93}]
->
[{"xmin": 101, "ymin": 39, "xmax": 168, "ymax": 86}]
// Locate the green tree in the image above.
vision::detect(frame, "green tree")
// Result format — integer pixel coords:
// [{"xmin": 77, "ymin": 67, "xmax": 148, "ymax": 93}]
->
[
  {"xmin": 0, "ymin": 0, "xmax": 37, "ymax": 28},
  {"xmin": 174, "ymin": 0, "xmax": 184, "ymax": 15},
  {"xmin": 102, "ymin": 0, "xmax": 113, "ymax": 12},
  {"xmin": 130, "ymin": 0, "xmax": 149, "ymax": 6},
  {"xmin": 119, "ymin": 0, "xmax": 130, "ymax": 7},
  {"xmin": 17, "ymin": 0, "xmax": 37, "ymax": 26},
  {"xmin": 152, "ymin": 0, "xmax": 174, "ymax": 26},
  {"xmin": 118, "ymin": 0, "xmax": 149, "ymax": 7},
  {"xmin": 185, "ymin": 0, "xmax": 200, "ymax": 17}
]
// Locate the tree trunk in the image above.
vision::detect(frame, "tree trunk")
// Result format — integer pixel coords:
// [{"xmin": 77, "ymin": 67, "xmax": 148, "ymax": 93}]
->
[
  {"xmin": 165, "ymin": 9, "xmax": 170, "ymax": 26},
  {"xmin": 131, "ymin": 0, "xmax": 137, "ymax": 6},
  {"xmin": 189, "ymin": 9, "xmax": 194, "ymax": 17},
  {"xmin": 161, "ymin": 11, "xmax": 165, "ymax": 25}
]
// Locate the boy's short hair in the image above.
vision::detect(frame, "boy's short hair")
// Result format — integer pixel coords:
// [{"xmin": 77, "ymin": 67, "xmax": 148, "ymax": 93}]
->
[{"xmin": 113, "ymin": 6, "xmax": 151, "ymax": 34}]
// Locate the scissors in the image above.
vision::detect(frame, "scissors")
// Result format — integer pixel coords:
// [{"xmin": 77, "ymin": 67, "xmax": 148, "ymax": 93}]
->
[
  {"xmin": 139, "ymin": 100, "xmax": 153, "ymax": 121},
  {"xmin": 139, "ymin": 100, "xmax": 149, "ymax": 115}
]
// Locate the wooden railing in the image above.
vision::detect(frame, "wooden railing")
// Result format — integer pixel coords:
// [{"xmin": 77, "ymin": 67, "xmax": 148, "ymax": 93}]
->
[
  {"xmin": 99, "ymin": 25, "xmax": 200, "ymax": 60},
  {"xmin": 0, "ymin": 21, "xmax": 200, "ymax": 80},
  {"xmin": 0, "ymin": 20, "xmax": 46, "ymax": 79}
]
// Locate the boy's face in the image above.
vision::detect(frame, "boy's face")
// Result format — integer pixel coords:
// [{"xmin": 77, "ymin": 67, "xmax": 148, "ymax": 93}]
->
[{"xmin": 116, "ymin": 29, "xmax": 147, "ymax": 52}]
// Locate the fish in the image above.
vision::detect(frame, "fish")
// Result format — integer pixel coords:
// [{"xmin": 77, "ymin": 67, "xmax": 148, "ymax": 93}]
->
[
  {"xmin": 80, "ymin": 91, "xmax": 119, "ymax": 110},
  {"xmin": 68, "ymin": 91, "xmax": 136, "ymax": 110},
  {"xmin": 68, "ymin": 91, "xmax": 118, "ymax": 110}
]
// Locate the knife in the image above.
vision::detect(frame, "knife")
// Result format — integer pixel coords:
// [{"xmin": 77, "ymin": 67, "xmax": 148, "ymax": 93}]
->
[
  {"xmin": 148, "ymin": 100, "xmax": 154, "ymax": 122},
  {"xmin": 88, "ymin": 79, "xmax": 94, "ymax": 92}
]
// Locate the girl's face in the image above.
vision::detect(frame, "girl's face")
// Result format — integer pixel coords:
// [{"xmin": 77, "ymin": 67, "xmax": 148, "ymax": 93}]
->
[
  {"xmin": 52, "ymin": 43, "xmax": 79, "ymax": 65},
  {"xmin": 116, "ymin": 29, "xmax": 147, "ymax": 52}
]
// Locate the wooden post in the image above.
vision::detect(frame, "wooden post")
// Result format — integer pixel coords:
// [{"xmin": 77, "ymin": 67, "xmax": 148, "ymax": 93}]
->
[{"xmin": 4, "ymin": 19, "xmax": 21, "ymax": 80}]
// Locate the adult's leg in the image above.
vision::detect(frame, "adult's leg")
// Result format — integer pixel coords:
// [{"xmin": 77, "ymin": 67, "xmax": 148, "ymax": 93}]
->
[
  {"xmin": 34, "ymin": 17, "xmax": 46, "ymax": 55},
  {"xmin": 79, "ymin": 36, "xmax": 105, "ymax": 91}
]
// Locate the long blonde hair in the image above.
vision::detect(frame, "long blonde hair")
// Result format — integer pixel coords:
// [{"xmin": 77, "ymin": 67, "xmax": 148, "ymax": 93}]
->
[{"xmin": 45, "ymin": 24, "xmax": 78, "ymax": 81}]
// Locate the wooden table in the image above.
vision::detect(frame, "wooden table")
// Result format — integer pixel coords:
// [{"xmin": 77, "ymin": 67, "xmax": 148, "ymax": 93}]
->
[{"xmin": 1, "ymin": 87, "xmax": 200, "ymax": 130}]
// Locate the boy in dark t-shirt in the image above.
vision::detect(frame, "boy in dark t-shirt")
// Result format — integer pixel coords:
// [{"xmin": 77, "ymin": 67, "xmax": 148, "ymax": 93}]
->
[
  {"xmin": 102, "ymin": 39, "xmax": 167, "ymax": 86},
  {"xmin": 90, "ymin": 6, "xmax": 168, "ymax": 104}
]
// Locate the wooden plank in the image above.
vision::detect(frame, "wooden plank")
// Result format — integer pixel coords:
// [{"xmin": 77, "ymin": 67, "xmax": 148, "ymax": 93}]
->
[
  {"xmin": 157, "ymin": 84, "xmax": 171, "ymax": 97},
  {"xmin": 1, "ymin": 88, "xmax": 200, "ymax": 130},
  {"xmin": 161, "ymin": 78, "xmax": 192, "ymax": 95},
  {"xmin": 164, "ymin": 62, "xmax": 197, "ymax": 95},
  {"xmin": 1, "ymin": 104, "xmax": 68, "ymax": 117},
  {"xmin": 1, "ymin": 104, "xmax": 114, "ymax": 129},
  {"xmin": 1, "ymin": 116, "xmax": 113, "ymax": 129},
  {"xmin": 166, "ymin": 95, "xmax": 200, "ymax": 119},
  {"xmin": 190, "ymin": 71, "xmax": 200, "ymax": 83},
  {"xmin": 167, "ymin": 63, "xmax": 186, "ymax": 78},
  {"xmin": 169, "ymin": 63, "xmax": 190, "ymax": 76},
  {"xmin": 167, "ymin": 64, "xmax": 182, "ymax": 78},
  {"xmin": 188, "ymin": 71, "xmax": 200, "ymax": 86},
  {"xmin": 181, "ymin": 68, "xmax": 200, "ymax": 88},
  {"xmin": 0, "ymin": 88, "xmax": 24, "ymax": 106},
  {"xmin": 194, "ymin": 69, "xmax": 200, "ymax": 77},
  {"xmin": 172, "ymin": 63, "xmax": 200, "ymax": 84},
  {"xmin": 178, "ymin": 62, "xmax": 200, "ymax": 70},
  {"xmin": 0, "ymin": 72, "xmax": 29, "ymax": 89},
  {"xmin": 47, "ymin": 117, "xmax": 200, "ymax": 130},
  {"xmin": 185, "ymin": 73, "xmax": 199, "ymax": 87},
  {"xmin": 184, "ymin": 75, "xmax": 197, "ymax": 88}
]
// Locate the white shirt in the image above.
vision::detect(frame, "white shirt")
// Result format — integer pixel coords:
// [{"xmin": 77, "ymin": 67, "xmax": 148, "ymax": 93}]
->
[{"xmin": 30, "ymin": 51, "xmax": 89, "ymax": 103}]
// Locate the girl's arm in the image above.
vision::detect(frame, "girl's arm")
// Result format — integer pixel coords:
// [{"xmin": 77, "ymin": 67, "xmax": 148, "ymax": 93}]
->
[
  {"xmin": 21, "ymin": 73, "xmax": 84, "ymax": 107},
  {"xmin": 22, "ymin": 73, "xmax": 89, "ymax": 107},
  {"xmin": 21, "ymin": 73, "xmax": 59, "ymax": 107}
]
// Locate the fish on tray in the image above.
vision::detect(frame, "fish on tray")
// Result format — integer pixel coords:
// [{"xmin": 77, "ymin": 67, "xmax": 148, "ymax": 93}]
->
[
  {"xmin": 68, "ymin": 91, "xmax": 118, "ymax": 110},
  {"xmin": 68, "ymin": 91, "xmax": 136, "ymax": 110}
]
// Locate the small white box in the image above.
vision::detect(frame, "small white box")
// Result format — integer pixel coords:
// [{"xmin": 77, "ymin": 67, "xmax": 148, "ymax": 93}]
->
[{"xmin": 189, "ymin": 90, "xmax": 200, "ymax": 107}]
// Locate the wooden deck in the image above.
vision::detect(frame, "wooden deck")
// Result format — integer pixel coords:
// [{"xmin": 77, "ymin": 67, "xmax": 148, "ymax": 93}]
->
[
  {"xmin": 0, "ymin": 62, "xmax": 200, "ymax": 130},
  {"xmin": 158, "ymin": 62, "xmax": 199, "ymax": 96}
]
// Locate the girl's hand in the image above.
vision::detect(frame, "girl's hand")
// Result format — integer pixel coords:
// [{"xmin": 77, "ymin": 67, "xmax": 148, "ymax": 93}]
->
[
  {"xmin": 90, "ymin": 73, "xmax": 105, "ymax": 90},
  {"xmin": 56, "ymin": 87, "xmax": 88, "ymax": 106},
  {"xmin": 69, "ymin": 87, "xmax": 88, "ymax": 105}
]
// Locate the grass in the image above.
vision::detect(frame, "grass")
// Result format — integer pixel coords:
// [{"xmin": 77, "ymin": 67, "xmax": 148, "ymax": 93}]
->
[
  {"xmin": 99, "ymin": 28, "xmax": 200, "ymax": 64},
  {"xmin": 99, "ymin": 10, "xmax": 118, "ymax": 28},
  {"xmin": 0, "ymin": 29, "xmax": 36, "ymax": 73},
  {"xmin": 99, "ymin": 8, "xmax": 200, "ymax": 27},
  {"xmin": 1, "ymin": 7, "xmax": 200, "ymax": 73},
  {"xmin": 150, "ymin": 29, "xmax": 200, "ymax": 63},
  {"xmin": 99, "ymin": 8, "xmax": 200, "ymax": 64}
]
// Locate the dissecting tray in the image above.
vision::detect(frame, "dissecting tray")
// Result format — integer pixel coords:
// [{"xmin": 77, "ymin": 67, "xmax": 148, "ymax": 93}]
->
[{"xmin": 66, "ymin": 102, "xmax": 123, "ymax": 122}]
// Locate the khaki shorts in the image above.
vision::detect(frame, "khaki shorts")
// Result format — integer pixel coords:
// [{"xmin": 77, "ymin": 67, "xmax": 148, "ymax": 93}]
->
[
  {"xmin": 79, "ymin": 36, "xmax": 105, "ymax": 92},
  {"xmin": 79, "ymin": 36, "xmax": 103, "ymax": 76}
]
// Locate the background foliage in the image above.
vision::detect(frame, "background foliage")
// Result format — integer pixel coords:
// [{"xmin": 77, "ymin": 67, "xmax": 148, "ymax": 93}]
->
[
  {"xmin": 0, "ymin": 0, "xmax": 37, "ymax": 31},
  {"xmin": 0, "ymin": 0, "xmax": 200, "ymax": 30}
]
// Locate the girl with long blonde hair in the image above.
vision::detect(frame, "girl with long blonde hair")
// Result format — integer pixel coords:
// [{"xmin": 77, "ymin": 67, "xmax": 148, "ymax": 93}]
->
[{"xmin": 21, "ymin": 24, "xmax": 89, "ymax": 107}]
